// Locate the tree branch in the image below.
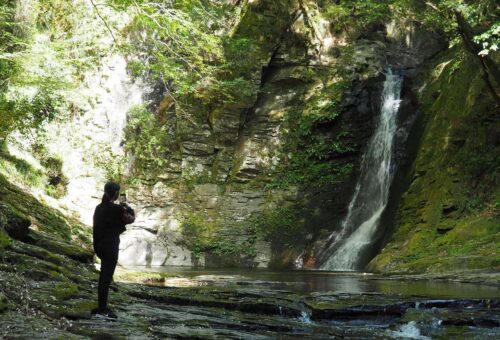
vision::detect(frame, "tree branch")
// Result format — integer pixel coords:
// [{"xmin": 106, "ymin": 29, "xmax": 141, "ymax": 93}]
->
[
  {"xmin": 89, "ymin": 0, "xmax": 117, "ymax": 46},
  {"xmin": 453, "ymin": 9, "xmax": 500, "ymax": 104}
]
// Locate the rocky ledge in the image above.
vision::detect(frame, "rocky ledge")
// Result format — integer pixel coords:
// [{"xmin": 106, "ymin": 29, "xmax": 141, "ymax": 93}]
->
[{"xmin": 1, "ymin": 241, "xmax": 499, "ymax": 339}]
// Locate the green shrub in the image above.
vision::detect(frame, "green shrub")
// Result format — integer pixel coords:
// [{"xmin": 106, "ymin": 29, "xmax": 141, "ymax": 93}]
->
[{"xmin": 267, "ymin": 78, "xmax": 354, "ymax": 189}]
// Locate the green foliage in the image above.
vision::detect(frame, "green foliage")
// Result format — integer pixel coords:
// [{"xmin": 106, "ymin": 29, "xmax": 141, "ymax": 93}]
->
[
  {"xmin": 317, "ymin": 0, "xmax": 498, "ymax": 52},
  {"xmin": 319, "ymin": 0, "xmax": 393, "ymax": 32},
  {"xmin": 392, "ymin": 0, "xmax": 499, "ymax": 50},
  {"xmin": 116, "ymin": 0, "xmax": 250, "ymax": 105},
  {"xmin": 0, "ymin": 1, "xmax": 24, "ymax": 138},
  {"xmin": 268, "ymin": 78, "xmax": 355, "ymax": 189},
  {"xmin": 474, "ymin": 22, "xmax": 499, "ymax": 56},
  {"xmin": 0, "ymin": 0, "xmax": 112, "ymax": 139},
  {"xmin": 124, "ymin": 104, "xmax": 170, "ymax": 173}
]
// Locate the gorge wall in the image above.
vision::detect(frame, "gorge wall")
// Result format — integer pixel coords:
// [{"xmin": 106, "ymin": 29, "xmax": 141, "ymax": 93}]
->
[
  {"xmin": 117, "ymin": 1, "xmax": 447, "ymax": 268},
  {"xmin": 1, "ymin": 0, "xmax": 497, "ymax": 273}
]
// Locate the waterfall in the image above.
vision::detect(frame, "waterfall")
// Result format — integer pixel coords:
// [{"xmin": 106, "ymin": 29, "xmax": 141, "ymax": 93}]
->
[
  {"xmin": 83, "ymin": 54, "xmax": 144, "ymax": 154},
  {"xmin": 44, "ymin": 54, "xmax": 145, "ymax": 225},
  {"xmin": 320, "ymin": 69, "xmax": 403, "ymax": 271}
]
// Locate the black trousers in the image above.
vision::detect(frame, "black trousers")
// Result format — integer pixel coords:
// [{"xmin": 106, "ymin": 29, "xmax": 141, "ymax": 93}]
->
[{"xmin": 94, "ymin": 236, "xmax": 120, "ymax": 310}]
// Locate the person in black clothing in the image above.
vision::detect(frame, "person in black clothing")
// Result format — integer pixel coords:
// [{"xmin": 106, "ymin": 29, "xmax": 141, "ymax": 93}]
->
[{"xmin": 92, "ymin": 182, "xmax": 135, "ymax": 319}]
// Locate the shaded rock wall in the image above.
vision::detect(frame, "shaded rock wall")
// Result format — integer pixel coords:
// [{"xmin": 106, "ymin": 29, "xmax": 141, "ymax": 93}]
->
[
  {"xmin": 120, "ymin": 0, "xmax": 300, "ymax": 267},
  {"xmin": 121, "ymin": 1, "xmax": 446, "ymax": 268}
]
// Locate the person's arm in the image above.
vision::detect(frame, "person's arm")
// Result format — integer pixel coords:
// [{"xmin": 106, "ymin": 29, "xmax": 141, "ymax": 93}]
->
[
  {"xmin": 121, "ymin": 203, "xmax": 135, "ymax": 225},
  {"xmin": 105, "ymin": 204, "xmax": 127, "ymax": 234}
]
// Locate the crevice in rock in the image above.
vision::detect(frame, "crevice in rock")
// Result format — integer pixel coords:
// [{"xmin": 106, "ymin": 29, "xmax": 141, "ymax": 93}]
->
[{"xmin": 224, "ymin": 17, "xmax": 298, "ymax": 186}]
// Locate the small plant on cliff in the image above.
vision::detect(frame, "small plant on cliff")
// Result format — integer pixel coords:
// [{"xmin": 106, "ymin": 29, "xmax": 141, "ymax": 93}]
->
[
  {"xmin": 42, "ymin": 156, "xmax": 69, "ymax": 199},
  {"xmin": 254, "ymin": 205, "xmax": 310, "ymax": 252},
  {"xmin": 124, "ymin": 104, "xmax": 170, "ymax": 173},
  {"xmin": 268, "ymin": 77, "xmax": 355, "ymax": 189}
]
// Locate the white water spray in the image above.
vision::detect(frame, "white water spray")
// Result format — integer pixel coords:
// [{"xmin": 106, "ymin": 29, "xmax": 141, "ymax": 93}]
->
[{"xmin": 320, "ymin": 70, "xmax": 402, "ymax": 270}]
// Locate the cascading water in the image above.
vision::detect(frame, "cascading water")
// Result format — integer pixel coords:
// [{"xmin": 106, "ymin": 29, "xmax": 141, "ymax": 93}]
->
[
  {"xmin": 320, "ymin": 69, "xmax": 403, "ymax": 271},
  {"xmin": 44, "ymin": 54, "xmax": 145, "ymax": 225}
]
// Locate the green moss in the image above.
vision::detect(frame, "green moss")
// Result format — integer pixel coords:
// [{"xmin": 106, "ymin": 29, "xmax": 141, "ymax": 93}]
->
[
  {"xmin": 52, "ymin": 282, "xmax": 79, "ymax": 301},
  {"xmin": 180, "ymin": 213, "xmax": 257, "ymax": 261},
  {"xmin": 369, "ymin": 48, "xmax": 500, "ymax": 274},
  {"xmin": 47, "ymin": 299, "xmax": 96, "ymax": 320},
  {"xmin": 0, "ymin": 149, "xmax": 45, "ymax": 188},
  {"xmin": 267, "ymin": 72, "xmax": 355, "ymax": 189},
  {"xmin": 0, "ymin": 229, "xmax": 10, "ymax": 250},
  {"xmin": 0, "ymin": 173, "xmax": 91, "ymax": 245},
  {"xmin": 0, "ymin": 292, "xmax": 7, "ymax": 312},
  {"xmin": 27, "ymin": 230, "xmax": 93, "ymax": 263}
]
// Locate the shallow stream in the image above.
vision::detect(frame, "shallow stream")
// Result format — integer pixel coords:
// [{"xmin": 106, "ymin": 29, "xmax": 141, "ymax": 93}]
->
[{"xmin": 124, "ymin": 266, "xmax": 500, "ymax": 298}]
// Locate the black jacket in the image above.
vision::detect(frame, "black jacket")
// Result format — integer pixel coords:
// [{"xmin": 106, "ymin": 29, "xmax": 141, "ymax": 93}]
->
[{"xmin": 93, "ymin": 202, "xmax": 134, "ymax": 246}]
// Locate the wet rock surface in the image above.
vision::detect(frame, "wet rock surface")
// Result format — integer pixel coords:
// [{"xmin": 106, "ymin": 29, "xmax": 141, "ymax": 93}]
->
[
  {"xmin": 1, "ymin": 175, "xmax": 498, "ymax": 338},
  {"xmin": 1, "ymin": 245, "xmax": 499, "ymax": 339}
]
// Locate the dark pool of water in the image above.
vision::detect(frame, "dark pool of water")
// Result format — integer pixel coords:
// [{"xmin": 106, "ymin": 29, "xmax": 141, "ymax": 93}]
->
[{"xmin": 122, "ymin": 266, "xmax": 500, "ymax": 299}]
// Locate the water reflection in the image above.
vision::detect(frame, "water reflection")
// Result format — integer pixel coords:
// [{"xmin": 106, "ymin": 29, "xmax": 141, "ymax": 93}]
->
[{"xmin": 121, "ymin": 266, "xmax": 500, "ymax": 299}]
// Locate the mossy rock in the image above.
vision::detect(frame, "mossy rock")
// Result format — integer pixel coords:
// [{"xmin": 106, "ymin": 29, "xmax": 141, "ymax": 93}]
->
[
  {"xmin": 40, "ymin": 298, "xmax": 95, "ymax": 320},
  {"xmin": 0, "ymin": 228, "xmax": 10, "ymax": 250},
  {"xmin": 8, "ymin": 240, "xmax": 65, "ymax": 266},
  {"xmin": 25, "ymin": 230, "xmax": 93, "ymax": 264},
  {"xmin": 52, "ymin": 282, "xmax": 80, "ymax": 301},
  {"xmin": 3, "ymin": 250, "xmax": 75, "ymax": 282},
  {"xmin": 0, "ymin": 202, "xmax": 31, "ymax": 240},
  {"xmin": 0, "ymin": 292, "xmax": 7, "ymax": 313},
  {"xmin": 0, "ymin": 174, "xmax": 91, "ymax": 244}
]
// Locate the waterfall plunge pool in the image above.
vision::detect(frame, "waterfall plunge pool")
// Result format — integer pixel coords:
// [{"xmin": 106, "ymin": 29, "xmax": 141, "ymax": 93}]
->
[{"xmin": 118, "ymin": 266, "xmax": 499, "ymax": 299}]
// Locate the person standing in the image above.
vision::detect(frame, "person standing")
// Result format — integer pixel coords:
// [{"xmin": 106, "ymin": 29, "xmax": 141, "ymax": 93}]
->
[{"xmin": 91, "ymin": 182, "xmax": 135, "ymax": 319}]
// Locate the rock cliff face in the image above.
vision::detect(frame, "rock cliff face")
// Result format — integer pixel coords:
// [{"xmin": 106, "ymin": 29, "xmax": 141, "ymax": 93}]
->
[
  {"xmin": 368, "ymin": 49, "xmax": 500, "ymax": 273},
  {"xmin": 119, "ymin": 1, "xmax": 446, "ymax": 268}
]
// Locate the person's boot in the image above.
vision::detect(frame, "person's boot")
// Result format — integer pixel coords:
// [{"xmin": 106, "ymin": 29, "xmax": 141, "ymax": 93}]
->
[
  {"xmin": 92, "ymin": 307, "xmax": 118, "ymax": 320},
  {"xmin": 110, "ymin": 282, "xmax": 119, "ymax": 292}
]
